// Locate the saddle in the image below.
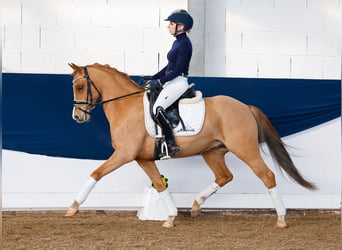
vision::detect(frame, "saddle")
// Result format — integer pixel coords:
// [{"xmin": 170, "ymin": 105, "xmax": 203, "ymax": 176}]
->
[{"xmin": 148, "ymin": 83, "xmax": 196, "ymax": 131}]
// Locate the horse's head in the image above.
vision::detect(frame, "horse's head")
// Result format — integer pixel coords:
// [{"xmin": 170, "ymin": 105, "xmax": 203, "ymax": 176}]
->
[
  {"xmin": 69, "ymin": 62, "xmax": 145, "ymax": 123},
  {"xmin": 69, "ymin": 63, "xmax": 101, "ymax": 123}
]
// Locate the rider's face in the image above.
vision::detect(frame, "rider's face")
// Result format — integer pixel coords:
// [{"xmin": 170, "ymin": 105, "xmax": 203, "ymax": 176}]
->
[
  {"xmin": 167, "ymin": 22, "xmax": 185, "ymax": 36},
  {"xmin": 167, "ymin": 22, "xmax": 177, "ymax": 35}
]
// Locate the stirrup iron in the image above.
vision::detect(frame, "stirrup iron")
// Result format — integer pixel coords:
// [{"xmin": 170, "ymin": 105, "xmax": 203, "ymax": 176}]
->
[{"xmin": 160, "ymin": 141, "xmax": 171, "ymax": 160}]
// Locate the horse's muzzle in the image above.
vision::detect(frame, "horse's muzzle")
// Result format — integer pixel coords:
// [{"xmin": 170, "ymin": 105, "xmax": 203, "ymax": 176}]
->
[{"xmin": 72, "ymin": 107, "xmax": 91, "ymax": 123}]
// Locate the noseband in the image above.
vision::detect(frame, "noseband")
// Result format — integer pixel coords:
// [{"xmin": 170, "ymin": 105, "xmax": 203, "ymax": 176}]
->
[{"xmin": 73, "ymin": 66, "xmax": 146, "ymax": 115}]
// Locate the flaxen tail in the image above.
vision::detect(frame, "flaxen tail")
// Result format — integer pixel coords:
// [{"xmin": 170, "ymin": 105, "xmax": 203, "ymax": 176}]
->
[{"xmin": 249, "ymin": 105, "xmax": 317, "ymax": 190}]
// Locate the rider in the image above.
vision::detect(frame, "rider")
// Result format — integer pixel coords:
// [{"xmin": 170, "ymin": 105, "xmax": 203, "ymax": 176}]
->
[{"xmin": 149, "ymin": 9, "xmax": 194, "ymax": 157}]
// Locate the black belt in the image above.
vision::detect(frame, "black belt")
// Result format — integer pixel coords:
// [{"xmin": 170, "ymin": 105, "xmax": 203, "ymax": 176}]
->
[{"xmin": 166, "ymin": 70, "xmax": 188, "ymax": 78}]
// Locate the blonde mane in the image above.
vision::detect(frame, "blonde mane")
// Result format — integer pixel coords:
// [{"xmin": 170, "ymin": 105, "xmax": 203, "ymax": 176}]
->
[{"xmin": 89, "ymin": 63, "xmax": 141, "ymax": 88}]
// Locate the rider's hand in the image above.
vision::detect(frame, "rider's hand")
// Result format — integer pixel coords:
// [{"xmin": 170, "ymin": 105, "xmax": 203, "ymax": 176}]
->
[
  {"xmin": 139, "ymin": 76, "xmax": 153, "ymax": 86},
  {"xmin": 149, "ymin": 79, "xmax": 162, "ymax": 90}
]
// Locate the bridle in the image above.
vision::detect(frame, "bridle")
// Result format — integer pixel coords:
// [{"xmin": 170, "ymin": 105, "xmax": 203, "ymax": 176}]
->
[
  {"xmin": 73, "ymin": 67, "xmax": 101, "ymax": 114},
  {"xmin": 73, "ymin": 66, "xmax": 146, "ymax": 115}
]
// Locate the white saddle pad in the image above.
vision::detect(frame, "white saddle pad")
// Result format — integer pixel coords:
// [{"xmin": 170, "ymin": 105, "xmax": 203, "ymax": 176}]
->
[{"xmin": 143, "ymin": 91, "xmax": 205, "ymax": 137}]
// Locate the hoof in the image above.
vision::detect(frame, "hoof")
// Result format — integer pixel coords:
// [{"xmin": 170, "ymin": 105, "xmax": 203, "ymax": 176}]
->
[
  {"xmin": 191, "ymin": 208, "xmax": 201, "ymax": 218},
  {"xmin": 162, "ymin": 216, "xmax": 175, "ymax": 228},
  {"xmin": 191, "ymin": 200, "xmax": 201, "ymax": 218},
  {"xmin": 275, "ymin": 215, "xmax": 288, "ymax": 228},
  {"xmin": 64, "ymin": 208, "xmax": 79, "ymax": 217}
]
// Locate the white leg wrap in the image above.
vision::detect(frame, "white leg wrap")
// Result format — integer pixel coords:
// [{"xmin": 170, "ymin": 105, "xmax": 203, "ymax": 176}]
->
[
  {"xmin": 195, "ymin": 182, "xmax": 220, "ymax": 205},
  {"xmin": 159, "ymin": 189, "xmax": 177, "ymax": 216},
  {"xmin": 269, "ymin": 186, "xmax": 286, "ymax": 216},
  {"xmin": 75, "ymin": 177, "xmax": 97, "ymax": 205}
]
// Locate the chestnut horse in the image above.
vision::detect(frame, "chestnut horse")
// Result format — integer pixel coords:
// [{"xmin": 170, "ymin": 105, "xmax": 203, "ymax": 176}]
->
[{"xmin": 65, "ymin": 63, "xmax": 316, "ymax": 228}]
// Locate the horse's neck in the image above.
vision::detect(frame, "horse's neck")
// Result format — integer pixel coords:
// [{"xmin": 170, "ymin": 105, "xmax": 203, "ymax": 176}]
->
[
  {"xmin": 91, "ymin": 67, "xmax": 143, "ymax": 121},
  {"xmin": 92, "ymin": 67, "xmax": 140, "ymax": 101}
]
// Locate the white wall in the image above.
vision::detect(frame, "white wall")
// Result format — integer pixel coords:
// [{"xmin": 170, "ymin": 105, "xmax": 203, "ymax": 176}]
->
[
  {"xmin": 2, "ymin": 0, "xmax": 188, "ymax": 75},
  {"xmin": 205, "ymin": 0, "xmax": 341, "ymax": 78},
  {"xmin": 2, "ymin": 0, "xmax": 341, "ymax": 78}
]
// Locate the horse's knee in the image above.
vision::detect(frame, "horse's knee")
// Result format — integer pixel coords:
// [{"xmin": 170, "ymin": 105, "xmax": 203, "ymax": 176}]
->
[
  {"xmin": 153, "ymin": 182, "xmax": 167, "ymax": 192},
  {"xmin": 91, "ymin": 170, "xmax": 108, "ymax": 181},
  {"xmin": 90, "ymin": 172, "xmax": 101, "ymax": 181},
  {"xmin": 216, "ymin": 173, "xmax": 233, "ymax": 187}
]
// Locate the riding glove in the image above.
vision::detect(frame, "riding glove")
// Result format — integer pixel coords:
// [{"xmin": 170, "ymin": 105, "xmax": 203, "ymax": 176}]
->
[
  {"xmin": 139, "ymin": 76, "xmax": 153, "ymax": 86},
  {"xmin": 149, "ymin": 79, "xmax": 162, "ymax": 90}
]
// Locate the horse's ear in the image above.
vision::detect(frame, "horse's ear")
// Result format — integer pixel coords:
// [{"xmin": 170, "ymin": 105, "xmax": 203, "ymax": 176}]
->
[{"xmin": 68, "ymin": 63, "xmax": 79, "ymax": 70}]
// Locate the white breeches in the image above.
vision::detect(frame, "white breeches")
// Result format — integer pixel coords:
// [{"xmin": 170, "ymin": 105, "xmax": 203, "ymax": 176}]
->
[{"xmin": 153, "ymin": 76, "xmax": 189, "ymax": 114}]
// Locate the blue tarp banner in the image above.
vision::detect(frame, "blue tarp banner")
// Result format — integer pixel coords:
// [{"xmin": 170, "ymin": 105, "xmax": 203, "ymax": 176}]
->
[{"xmin": 3, "ymin": 73, "xmax": 340, "ymax": 160}]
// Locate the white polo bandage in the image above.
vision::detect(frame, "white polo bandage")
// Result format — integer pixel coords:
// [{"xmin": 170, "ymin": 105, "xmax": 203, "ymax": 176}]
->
[
  {"xmin": 195, "ymin": 182, "xmax": 220, "ymax": 205},
  {"xmin": 159, "ymin": 189, "xmax": 177, "ymax": 216},
  {"xmin": 269, "ymin": 186, "xmax": 286, "ymax": 216},
  {"xmin": 75, "ymin": 176, "xmax": 97, "ymax": 205}
]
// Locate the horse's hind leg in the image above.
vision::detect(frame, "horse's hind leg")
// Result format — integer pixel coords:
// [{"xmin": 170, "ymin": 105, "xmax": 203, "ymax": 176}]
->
[
  {"xmin": 192, "ymin": 148, "xmax": 233, "ymax": 217},
  {"xmin": 237, "ymin": 150, "xmax": 287, "ymax": 228}
]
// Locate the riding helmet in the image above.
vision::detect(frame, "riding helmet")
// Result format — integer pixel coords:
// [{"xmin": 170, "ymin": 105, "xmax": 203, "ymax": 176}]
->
[{"xmin": 165, "ymin": 9, "xmax": 193, "ymax": 31}]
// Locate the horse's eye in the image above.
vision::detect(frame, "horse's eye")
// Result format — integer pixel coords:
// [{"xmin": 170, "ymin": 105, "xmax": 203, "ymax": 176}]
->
[{"xmin": 76, "ymin": 85, "xmax": 84, "ymax": 91}]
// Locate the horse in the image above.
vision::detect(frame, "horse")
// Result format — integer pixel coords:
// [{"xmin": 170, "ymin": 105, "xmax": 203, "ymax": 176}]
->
[{"xmin": 65, "ymin": 63, "xmax": 316, "ymax": 228}]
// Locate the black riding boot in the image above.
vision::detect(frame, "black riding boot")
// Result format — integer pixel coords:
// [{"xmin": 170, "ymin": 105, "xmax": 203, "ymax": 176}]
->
[{"xmin": 155, "ymin": 107, "xmax": 180, "ymax": 157}]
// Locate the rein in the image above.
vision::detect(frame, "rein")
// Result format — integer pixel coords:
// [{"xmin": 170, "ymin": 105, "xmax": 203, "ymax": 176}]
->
[
  {"xmin": 73, "ymin": 66, "xmax": 146, "ymax": 113},
  {"xmin": 99, "ymin": 89, "xmax": 146, "ymax": 105}
]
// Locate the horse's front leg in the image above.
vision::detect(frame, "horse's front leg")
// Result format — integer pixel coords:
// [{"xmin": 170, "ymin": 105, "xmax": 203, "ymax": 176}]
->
[
  {"xmin": 137, "ymin": 159, "xmax": 177, "ymax": 228},
  {"xmin": 65, "ymin": 151, "xmax": 132, "ymax": 217}
]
